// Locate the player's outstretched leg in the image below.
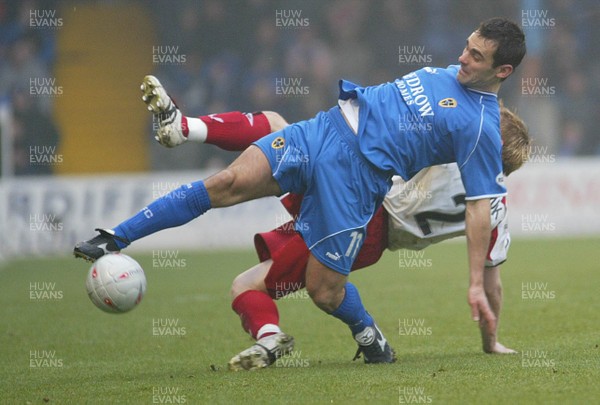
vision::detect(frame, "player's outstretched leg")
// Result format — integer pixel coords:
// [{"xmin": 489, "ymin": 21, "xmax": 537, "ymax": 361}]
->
[
  {"xmin": 143, "ymin": 75, "xmax": 289, "ymax": 151},
  {"xmin": 74, "ymin": 139, "xmax": 280, "ymax": 262},
  {"xmin": 73, "ymin": 179, "xmax": 211, "ymax": 262}
]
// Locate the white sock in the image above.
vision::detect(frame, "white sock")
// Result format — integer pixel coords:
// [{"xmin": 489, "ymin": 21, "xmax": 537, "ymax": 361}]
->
[
  {"xmin": 256, "ymin": 324, "xmax": 281, "ymax": 340},
  {"xmin": 185, "ymin": 117, "xmax": 207, "ymax": 142}
]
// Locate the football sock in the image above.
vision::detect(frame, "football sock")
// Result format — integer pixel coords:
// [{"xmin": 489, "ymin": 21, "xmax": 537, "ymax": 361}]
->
[
  {"xmin": 112, "ymin": 180, "xmax": 211, "ymax": 248},
  {"xmin": 181, "ymin": 116, "xmax": 207, "ymax": 142},
  {"xmin": 232, "ymin": 290, "xmax": 280, "ymax": 340},
  {"xmin": 197, "ymin": 111, "xmax": 271, "ymax": 151},
  {"xmin": 330, "ymin": 282, "xmax": 375, "ymax": 336}
]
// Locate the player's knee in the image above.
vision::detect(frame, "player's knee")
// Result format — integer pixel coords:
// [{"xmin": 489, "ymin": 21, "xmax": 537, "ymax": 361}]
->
[
  {"xmin": 205, "ymin": 168, "xmax": 238, "ymax": 206},
  {"xmin": 263, "ymin": 111, "xmax": 289, "ymax": 132},
  {"xmin": 230, "ymin": 262, "xmax": 270, "ymax": 299},
  {"xmin": 214, "ymin": 168, "xmax": 237, "ymax": 189},
  {"xmin": 230, "ymin": 273, "xmax": 247, "ymax": 300},
  {"xmin": 306, "ymin": 284, "xmax": 339, "ymax": 313}
]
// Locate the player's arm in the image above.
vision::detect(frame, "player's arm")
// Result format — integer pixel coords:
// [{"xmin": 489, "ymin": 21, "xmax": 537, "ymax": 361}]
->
[
  {"xmin": 481, "ymin": 196, "xmax": 517, "ymax": 354},
  {"xmin": 481, "ymin": 265, "xmax": 500, "ymax": 352},
  {"xmin": 480, "ymin": 265, "xmax": 517, "ymax": 354},
  {"xmin": 465, "ymin": 198, "xmax": 496, "ymax": 335}
]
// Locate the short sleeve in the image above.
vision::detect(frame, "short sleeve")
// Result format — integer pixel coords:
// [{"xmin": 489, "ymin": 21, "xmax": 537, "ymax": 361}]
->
[
  {"xmin": 455, "ymin": 113, "xmax": 506, "ymax": 200},
  {"xmin": 486, "ymin": 196, "xmax": 510, "ymax": 266}
]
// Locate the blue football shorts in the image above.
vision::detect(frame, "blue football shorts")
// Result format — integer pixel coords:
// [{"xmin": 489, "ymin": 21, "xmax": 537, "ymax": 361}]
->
[{"xmin": 253, "ymin": 106, "xmax": 391, "ymax": 274}]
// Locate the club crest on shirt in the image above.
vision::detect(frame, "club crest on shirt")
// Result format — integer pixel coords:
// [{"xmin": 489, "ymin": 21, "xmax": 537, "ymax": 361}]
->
[
  {"xmin": 438, "ymin": 98, "xmax": 457, "ymax": 108},
  {"xmin": 496, "ymin": 171, "xmax": 505, "ymax": 186},
  {"xmin": 271, "ymin": 137, "xmax": 285, "ymax": 149}
]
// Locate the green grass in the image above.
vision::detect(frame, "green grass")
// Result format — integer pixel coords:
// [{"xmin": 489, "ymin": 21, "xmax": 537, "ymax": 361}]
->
[{"xmin": 1, "ymin": 238, "xmax": 599, "ymax": 404}]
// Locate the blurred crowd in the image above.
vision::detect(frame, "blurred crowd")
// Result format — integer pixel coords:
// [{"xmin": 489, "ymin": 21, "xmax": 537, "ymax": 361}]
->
[
  {"xmin": 0, "ymin": 0, "xmax": 60, "ymax": 175},
  {"xmin": 1, "ymin": 0, "xmax": 599, "ymax": 174}
]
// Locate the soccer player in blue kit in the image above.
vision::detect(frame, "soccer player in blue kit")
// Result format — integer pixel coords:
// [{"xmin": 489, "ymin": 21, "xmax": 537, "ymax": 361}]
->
[{"xmin": 75, "ymin": 18, "xmax": 526, "ymax": 364}]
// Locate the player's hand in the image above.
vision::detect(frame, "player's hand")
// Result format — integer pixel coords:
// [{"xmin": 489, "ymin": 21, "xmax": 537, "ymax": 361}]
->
[
  {"xmin": 468, "ymin": 285, "xmax": 496, "ymax": 336},
  {"xmin": 491, "ymin": 342, "xmax": 517, "ymax": 354}
]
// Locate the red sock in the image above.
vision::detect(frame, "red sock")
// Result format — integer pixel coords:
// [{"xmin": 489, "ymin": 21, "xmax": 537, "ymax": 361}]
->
[
  {"xmin": 232, "ymin": 290, "xmax": 280, "ymax": 340},
  {"xmin": 201, "ymin": 111, "xmax": 271, "ymax": 151}
]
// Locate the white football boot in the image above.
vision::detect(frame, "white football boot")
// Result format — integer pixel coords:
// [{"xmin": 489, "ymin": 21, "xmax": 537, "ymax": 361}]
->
[
  {"xmin": 140, "ymin": 75, "xmax": 186, "ymax": 148},
  {"xmin": 228, "ymin": 332, "xmax": 295, "ymax": 371}
]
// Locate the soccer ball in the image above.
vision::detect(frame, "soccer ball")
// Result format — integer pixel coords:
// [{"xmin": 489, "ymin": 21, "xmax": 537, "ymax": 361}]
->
[{"xmin": 85, "ymin": 253, "xmax": 146, "ymax": 313}]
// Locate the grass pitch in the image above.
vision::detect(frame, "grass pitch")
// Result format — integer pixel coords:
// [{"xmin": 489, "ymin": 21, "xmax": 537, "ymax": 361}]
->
[{"xmin": 1, "ymin": 237, "xmax": 599, "ymax": 404}]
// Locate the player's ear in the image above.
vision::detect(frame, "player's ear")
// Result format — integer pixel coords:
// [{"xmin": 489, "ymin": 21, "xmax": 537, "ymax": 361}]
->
[{"xmin": 496, "ymin": 64, "xmax": 513, "ymax": 80}]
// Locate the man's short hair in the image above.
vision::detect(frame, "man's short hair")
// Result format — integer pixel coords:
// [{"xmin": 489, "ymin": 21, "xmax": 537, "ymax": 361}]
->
[
  {"xmin": 499, "ymin": 102, "xmax": 530, "ymax": 176},
  {"xmin": 477, "ymin": 17, "xmax": 526, "ymax": 70}
]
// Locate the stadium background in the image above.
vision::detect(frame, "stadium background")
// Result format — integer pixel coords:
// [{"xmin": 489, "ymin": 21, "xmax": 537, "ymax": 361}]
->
[
  {"xmin": 1, "ymin": 0, "xmax": 599, "ymax": 258},
  {"xmin": 1, "ymin": 2, "xmax": 600, "ymax": 403}
]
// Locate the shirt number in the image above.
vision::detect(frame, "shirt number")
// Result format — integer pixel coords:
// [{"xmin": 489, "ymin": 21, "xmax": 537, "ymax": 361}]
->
[{"xmin": 414, "ymin": 193, "xmax": 466, "ymax": 235}]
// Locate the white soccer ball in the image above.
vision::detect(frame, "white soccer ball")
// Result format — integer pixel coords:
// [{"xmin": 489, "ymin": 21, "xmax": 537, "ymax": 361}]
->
[{"xmin": 85, "ymin": 253, "xmax": 147, "ymax": 313}]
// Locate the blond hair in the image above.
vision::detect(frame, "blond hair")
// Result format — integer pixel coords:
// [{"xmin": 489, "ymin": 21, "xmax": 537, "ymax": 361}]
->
[{"xmin": 500, "ymin": 102, "xmax": 530, "ymax": 176}]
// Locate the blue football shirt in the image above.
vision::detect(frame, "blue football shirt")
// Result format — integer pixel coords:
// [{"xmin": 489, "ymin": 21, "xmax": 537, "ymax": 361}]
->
[{"xmin": 339, "ymin": 65, "xmax": 506, "ymax": 200}]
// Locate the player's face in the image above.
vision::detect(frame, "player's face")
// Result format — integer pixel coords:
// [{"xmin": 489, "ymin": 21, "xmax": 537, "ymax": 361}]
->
[{"xmin": 457, "ymin": 32, "xmax": 504, "ymax": 92}]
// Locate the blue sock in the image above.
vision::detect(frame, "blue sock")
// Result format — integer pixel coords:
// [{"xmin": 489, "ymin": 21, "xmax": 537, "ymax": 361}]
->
[
  {"xmin": 330, "ymin": 282, "xmax": 374, "ymax": 336},
  {"xmin": 112, "ymin": 180, "xmax": 211, "ymax": 248}
]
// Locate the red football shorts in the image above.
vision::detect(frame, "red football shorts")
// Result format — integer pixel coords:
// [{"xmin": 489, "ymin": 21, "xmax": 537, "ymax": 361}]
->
[{"xmin": 254, "ymin": 194, "xmax": 388, "ymax": 299}]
